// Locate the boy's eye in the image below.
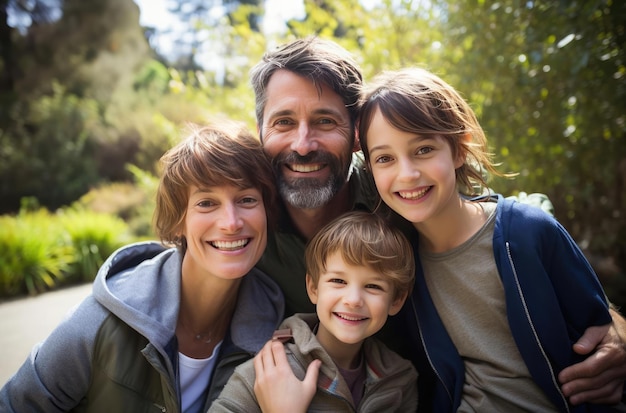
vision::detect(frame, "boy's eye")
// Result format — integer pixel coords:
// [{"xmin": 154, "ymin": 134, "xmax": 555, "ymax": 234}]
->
[
  {"xmin": 329, "ymin": 278, "xmax": 346, "ymax": 285},
  {"xmin": 365, "ymin": 284, "xmax": 384, "ymax": 291}
]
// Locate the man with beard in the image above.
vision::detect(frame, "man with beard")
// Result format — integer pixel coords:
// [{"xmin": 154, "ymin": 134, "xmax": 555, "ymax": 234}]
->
[
  {"xmin": 251, "ymin": 37, "xmax": 375, "ymax": 316},
  {"xmin": 249, "ymin": 36, "xmax": 626, "ymax": 409}
]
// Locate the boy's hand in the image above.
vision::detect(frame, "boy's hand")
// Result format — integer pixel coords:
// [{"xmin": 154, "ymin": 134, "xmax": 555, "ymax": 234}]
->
[
  {"xmin": 559, "ymin": 316, "xmax": 626, "ymax": 405},
  {"xmin": 253, "ymin": 339, "xmax": 321, "ymax": 413}
]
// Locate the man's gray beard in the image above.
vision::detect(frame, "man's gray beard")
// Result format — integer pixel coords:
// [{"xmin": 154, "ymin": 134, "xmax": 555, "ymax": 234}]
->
[{"xmin": 278, "ymin": 176, "xmax": 342, "ymax": 209}]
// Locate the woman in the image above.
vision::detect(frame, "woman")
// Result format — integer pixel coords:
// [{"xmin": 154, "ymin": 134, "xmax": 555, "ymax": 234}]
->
[{"xmin": 0, "ymin": 121, "xmax": 284, "ymax": 413}]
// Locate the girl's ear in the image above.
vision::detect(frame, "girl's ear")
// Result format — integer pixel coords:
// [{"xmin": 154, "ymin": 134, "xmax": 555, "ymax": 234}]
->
[
  {"xmin": 353, "ymin": 131, "xmax": 362, "ymax": 153},
  {"xmin": 455, "ymin": 133, "xmax": 472, "ymax": 169},
  {"xmin": 305, "ymin": 274, "xmax": 319, "ymax": 304},
  {"xmin": 389, "ymin": 291, "xmax": 408, "ymax": 316}
]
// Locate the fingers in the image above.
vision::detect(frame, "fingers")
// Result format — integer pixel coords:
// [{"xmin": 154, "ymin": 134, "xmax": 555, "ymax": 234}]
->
[
  {"xmin": 559, "ymin": 322, "xmax": 626, "ymax": 405},
  {"xmin": 571, "ymin": 324, "xmax": 610, "ymax": 356},
  {"xmin": 567, "ymin": 380, "xmax": 624, "ymax": 406},
  {"xmin": 303, "ymin": 359, "xmax": 321, "ymax": 388}
]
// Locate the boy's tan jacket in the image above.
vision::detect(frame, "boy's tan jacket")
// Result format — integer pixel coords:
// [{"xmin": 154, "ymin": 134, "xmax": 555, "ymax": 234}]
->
[{"xmin": 209, "ymin": 313, "xmax": 418, "ymax": 413}]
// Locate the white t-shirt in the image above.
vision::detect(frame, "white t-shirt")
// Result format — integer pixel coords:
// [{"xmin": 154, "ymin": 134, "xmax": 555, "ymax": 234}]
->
[{"xmin": 179, "ymin": 340, "xmax": 223, "ymax": 413}]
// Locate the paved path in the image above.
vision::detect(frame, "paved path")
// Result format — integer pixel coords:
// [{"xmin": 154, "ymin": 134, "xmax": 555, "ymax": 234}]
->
[{"xmin": 0, "ymin": 283, "xmax": 92, "ymax": 386}]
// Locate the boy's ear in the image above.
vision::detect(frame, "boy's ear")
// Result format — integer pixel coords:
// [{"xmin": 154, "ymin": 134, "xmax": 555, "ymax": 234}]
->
[
  {"xmin": 388, "ymin": 290, "xmax": 408, "ymax": 316},
  {"xmin": 305, "ymin": 274, "xmax": 318, "ymax": 305}
]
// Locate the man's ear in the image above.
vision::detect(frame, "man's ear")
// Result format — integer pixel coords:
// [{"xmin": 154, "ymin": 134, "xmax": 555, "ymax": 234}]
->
[
  {"xmin": 389, "ymin": 291, "xmax": 408, "ymax": 316},
  {"xmin": 257, "ymin": 124, "xmax": 263, "ymax": 143},
  {"xmin": 306, "ymin": 274, "xmax": 318, "ymax": 305}
]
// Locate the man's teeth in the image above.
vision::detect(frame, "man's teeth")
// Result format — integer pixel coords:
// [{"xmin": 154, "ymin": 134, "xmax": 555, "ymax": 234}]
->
[
  {"xmin": 211, "ymin": 239, "xmax": 249, "ymax": 250},
  {"xmin": 290, "ymin": 164, "xmax": 322, "ymax": 173},
  {"xmin": 399, "ymin": 188, "xmax": 429, "ymax": 200}
]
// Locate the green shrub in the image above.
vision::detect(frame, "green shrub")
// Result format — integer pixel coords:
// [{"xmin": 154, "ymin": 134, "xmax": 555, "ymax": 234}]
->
[
  {"xmin": 0, "ymin": 210, "xmax": 75, "ymax": 297},
  {"xmin": 57, "ymin": 209, "xmax": 133, "ymax": 284},
  {"xmin": 72, "ymin": 167, "xmax": 158, "ymax": 239}
]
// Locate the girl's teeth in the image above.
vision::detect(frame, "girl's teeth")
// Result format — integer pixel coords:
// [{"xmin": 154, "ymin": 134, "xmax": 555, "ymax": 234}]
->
[{"xmin": 399, "ymin": 188, "xmax": 428, "ymax": 200}]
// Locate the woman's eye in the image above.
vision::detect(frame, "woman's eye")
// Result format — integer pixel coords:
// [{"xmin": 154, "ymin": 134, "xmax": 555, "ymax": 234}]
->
[
  {"xmin": 197, "ymin": 200, "xmax": 216, "ymax": 208},
  {"xmin": 375, "ymin": 155, "xmax": 392, "ymax": 164}
]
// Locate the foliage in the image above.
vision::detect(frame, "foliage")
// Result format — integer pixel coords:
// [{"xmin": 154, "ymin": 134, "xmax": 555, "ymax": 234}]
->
[
  {"xmin": 0, "ymin": 209, "xmax": 74, "ymax": 297},
  {"xmin": 57, "ymin": 208, "xmax": 132, "ymax": 284},
  {"xmin": 0, "ymin": 83, "xmax": 101, "ymax": 212},
  {"xmin": 73, "ymin": 166, "xmax": 159, "ymax": 238},
  {"xmin": 0, "ymin": 207, "xmax": 134, "ymax": 298}
]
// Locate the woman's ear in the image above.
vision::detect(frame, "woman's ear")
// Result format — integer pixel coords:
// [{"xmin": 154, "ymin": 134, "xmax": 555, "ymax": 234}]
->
[{"xmin": 305, "ymin": 274, "xmax": 319, "ymax": 305}]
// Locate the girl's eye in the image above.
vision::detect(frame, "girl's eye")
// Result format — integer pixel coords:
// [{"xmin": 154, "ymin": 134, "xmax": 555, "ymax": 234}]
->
[
  {"xmin": 239, "ymin": 196, "xmax": 259, "ymax": 206},
  {"xmin": 417, "ymin": 146, "xmax": 433, "ymax": 155},
  {"xmin": 375, "ymin": 155, "xmax": 393, "ymax": 164}
]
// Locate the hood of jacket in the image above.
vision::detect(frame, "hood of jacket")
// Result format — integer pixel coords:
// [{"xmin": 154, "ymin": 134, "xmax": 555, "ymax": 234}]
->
[{"xmin": 92, "ymin": 241, "xmax": 285, "ymax": 354}]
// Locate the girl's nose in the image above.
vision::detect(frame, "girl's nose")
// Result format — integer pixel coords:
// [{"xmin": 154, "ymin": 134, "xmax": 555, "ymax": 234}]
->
[{"xmin": 397, "ymin": 157, "xmax": 420, "ymax": 181}]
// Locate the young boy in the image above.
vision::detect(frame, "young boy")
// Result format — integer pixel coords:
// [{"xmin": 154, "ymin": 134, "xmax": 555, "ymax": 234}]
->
[{"xmin": 209, "ymin": 211, "xmax": 418, "ymax": 412}]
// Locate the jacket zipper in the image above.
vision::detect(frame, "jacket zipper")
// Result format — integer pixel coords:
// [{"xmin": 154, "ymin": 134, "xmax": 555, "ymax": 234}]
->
[
  {"xmin": 506, "ymin": 241, "xmax": 570, "ymax": 413},
  {"xmin": 153, "ymin": 403, "xmax": 166, "ymax": 412},
  {"xmin": 410, "ymin": 296, "xmax": 453, "ymax": 405}
]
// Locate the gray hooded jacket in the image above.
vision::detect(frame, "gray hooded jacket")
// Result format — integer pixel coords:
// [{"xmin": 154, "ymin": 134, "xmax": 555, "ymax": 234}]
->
[{"xmin": 0, "ymin": 241, "xmax": 284, "ymax": 413}]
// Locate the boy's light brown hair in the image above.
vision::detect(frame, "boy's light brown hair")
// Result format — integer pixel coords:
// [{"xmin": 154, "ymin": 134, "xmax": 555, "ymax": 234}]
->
[{"xmin": 305, "ymin": 211, "xmax": 414, "ymax": 301}]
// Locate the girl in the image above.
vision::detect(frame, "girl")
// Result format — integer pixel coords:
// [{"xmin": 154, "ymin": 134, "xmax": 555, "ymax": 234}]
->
[
  {"xmin": 358, "ymin": 67, "xmax": 615, "ymax": 413},
  {"xmin": 0, "ymin": 122, "xmax": 284, "ymax": 412}
]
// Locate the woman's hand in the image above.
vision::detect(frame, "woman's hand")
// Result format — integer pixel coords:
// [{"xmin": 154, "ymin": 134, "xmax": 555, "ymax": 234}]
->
[{"xmin": 253, "ymin": 339, "xmax": 321, "ymax": 413}]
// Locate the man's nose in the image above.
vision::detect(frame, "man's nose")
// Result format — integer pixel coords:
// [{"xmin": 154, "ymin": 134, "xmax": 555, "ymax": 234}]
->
[{"xmin": 290, "ymin": 123, "xmax": 318, "ymax": 155}]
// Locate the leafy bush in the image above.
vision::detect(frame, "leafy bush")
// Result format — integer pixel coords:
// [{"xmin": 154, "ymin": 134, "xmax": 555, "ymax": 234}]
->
[
  {"xmin": 0, "ymin": 210, "xmax": 75, "ymax": 297},
  {"xmin": 57, "ymin": 209, "xmax": 133, "ymax": 284},
  {"xmin": 0, "ymin": 207, "xmax": 135, "ymax": 298},
  {"xmin": 72, "ymin": 166, "xmax": 158, "ymax": 239},
  {"xmin": 0, "ymin": 83, "xmax": 102, "ymax": 213}
]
